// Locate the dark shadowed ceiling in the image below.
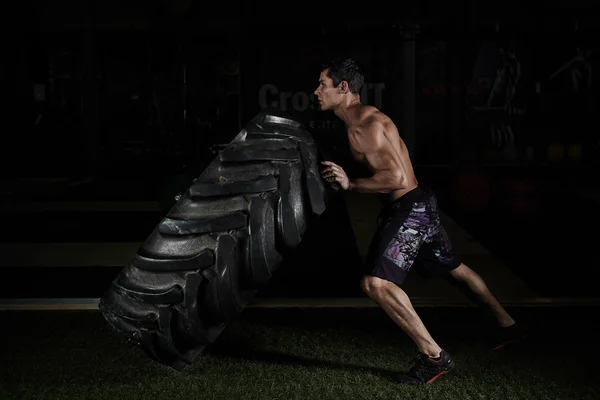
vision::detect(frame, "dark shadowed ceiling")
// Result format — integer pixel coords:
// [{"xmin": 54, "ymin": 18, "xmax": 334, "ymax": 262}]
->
[{"xmin": 12, "ymin": 0, "xmax": 600, "ymax": 36}]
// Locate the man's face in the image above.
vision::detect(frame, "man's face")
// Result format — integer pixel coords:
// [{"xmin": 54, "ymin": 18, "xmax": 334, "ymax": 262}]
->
[{"xmin": 314, "ymin": 69, "xmax": 341, "ymax": 111}]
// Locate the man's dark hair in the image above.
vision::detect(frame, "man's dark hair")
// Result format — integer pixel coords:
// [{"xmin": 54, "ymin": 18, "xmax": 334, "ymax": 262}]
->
[{"xmin": 321, "ymin": 57, "xmax": 365, "ymax": 94}]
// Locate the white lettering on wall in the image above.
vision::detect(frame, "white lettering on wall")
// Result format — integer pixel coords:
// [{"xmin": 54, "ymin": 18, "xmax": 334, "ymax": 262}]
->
[{"xmin": 258, "ymin": 83, "xmax": 386, "ymax": 112}]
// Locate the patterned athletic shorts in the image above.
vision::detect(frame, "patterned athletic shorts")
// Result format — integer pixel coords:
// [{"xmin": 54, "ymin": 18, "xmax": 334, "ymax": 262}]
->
[{"xmin": 365, "ymin": 185, "xmax": 461, "ymax": 285}]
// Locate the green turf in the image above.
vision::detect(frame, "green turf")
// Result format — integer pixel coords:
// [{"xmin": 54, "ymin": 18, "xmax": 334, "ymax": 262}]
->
[{"xmin": 0, "ymin": 307, "xmax": 597, "ymax": 400}]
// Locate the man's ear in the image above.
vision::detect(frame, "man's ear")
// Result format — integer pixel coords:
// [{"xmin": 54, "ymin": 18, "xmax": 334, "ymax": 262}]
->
[{"xmin": 338, "ymin": 81, "xmax": 347, "ymax": 93}]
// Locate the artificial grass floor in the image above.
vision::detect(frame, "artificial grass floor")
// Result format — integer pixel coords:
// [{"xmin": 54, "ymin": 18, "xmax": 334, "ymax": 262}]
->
[{"xmin": 1, "ymin": 306, "xmax": 597, "ymax": 400}]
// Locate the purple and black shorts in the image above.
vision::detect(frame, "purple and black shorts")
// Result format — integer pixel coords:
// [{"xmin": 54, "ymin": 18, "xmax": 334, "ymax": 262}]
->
[{"xmin": 365, "ymin": 185, "xmax": 461, "ymax": 285}]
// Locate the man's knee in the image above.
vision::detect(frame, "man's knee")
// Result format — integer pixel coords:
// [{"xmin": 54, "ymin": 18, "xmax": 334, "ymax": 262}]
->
[{"xmin": 360, "ymin": 275, "xmax": 394, "ymax": 298}]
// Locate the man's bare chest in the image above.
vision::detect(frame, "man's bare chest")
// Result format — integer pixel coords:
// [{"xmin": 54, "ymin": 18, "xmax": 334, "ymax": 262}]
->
[{"xmin": 349, "ymin": 147, "xmax": 367, "ymax": 165}]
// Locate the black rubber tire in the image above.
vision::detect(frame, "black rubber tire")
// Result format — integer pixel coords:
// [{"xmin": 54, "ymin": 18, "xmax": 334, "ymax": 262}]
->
[{"xmin": 99, "ymin": 108, "xmax": 333, "ymax": 371}]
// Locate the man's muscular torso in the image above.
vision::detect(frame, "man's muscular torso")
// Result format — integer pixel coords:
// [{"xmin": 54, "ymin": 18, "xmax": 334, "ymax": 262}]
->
[{"xmin": 346, "ymin": 105, "xmax": 418, "ymax": 202}]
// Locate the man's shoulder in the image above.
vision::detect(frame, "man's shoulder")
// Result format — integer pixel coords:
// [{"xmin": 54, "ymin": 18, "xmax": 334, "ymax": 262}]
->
[
  {"xmin": 357, "ymin": 107, "xmax": 387, "ymax": 130},
  {"xmin": 357, "ymin": 104, "xmax": 380, "ymax": 118},
  {"xmin": 352, "ymin": 119, "xmax": 385, "ymax": 141}
]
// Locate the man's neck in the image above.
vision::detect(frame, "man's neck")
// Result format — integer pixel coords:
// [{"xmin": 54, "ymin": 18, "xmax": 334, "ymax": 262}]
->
[{"xmin": 333, "ymin": 96, "xmax": 362, "ymax": 126}]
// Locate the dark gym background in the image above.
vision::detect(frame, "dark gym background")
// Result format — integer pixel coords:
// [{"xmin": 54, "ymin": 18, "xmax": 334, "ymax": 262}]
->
[{"xmin": 1, "ymin": 0, "xmax": 599, "ymax": 303}]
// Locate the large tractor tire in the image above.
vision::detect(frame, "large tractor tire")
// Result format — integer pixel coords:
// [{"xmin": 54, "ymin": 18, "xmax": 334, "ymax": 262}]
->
[{"xmin": 99, "ymin": 108, "xmax": 333, "ymax": 371}]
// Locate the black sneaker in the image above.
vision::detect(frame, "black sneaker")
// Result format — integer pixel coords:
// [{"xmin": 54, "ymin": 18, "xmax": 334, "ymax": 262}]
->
[
  {"xmin": 491, "ymin": 322, "xmax": 528, "ymax": 351},
  {"xmin": 395, "ymin": 349, "xmax": 455, "ymax": 385}
]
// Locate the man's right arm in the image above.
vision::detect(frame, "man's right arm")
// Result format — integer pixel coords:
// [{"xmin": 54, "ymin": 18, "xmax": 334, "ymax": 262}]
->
[{"xmin": 347, "ymin": 122, "xmax": 407, "ymax": 194}]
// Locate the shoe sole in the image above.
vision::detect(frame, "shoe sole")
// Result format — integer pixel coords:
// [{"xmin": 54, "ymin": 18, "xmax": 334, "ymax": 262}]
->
[
  {"xmin": 426, "ymin": 370, "xmax": 449, "ymax": 384},
  {"xmin": 426, "ymin": 360, "xmax": 455, "ymax": 385},
  {"xmin": 492, "ymin": 334, "xmax": 528, "ymax": 351}
]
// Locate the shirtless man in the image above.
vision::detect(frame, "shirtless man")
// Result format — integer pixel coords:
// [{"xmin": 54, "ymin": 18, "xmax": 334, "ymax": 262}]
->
[{"xmin": 315, "ymin": 57, "xmax": 526, "ymax": 385}]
